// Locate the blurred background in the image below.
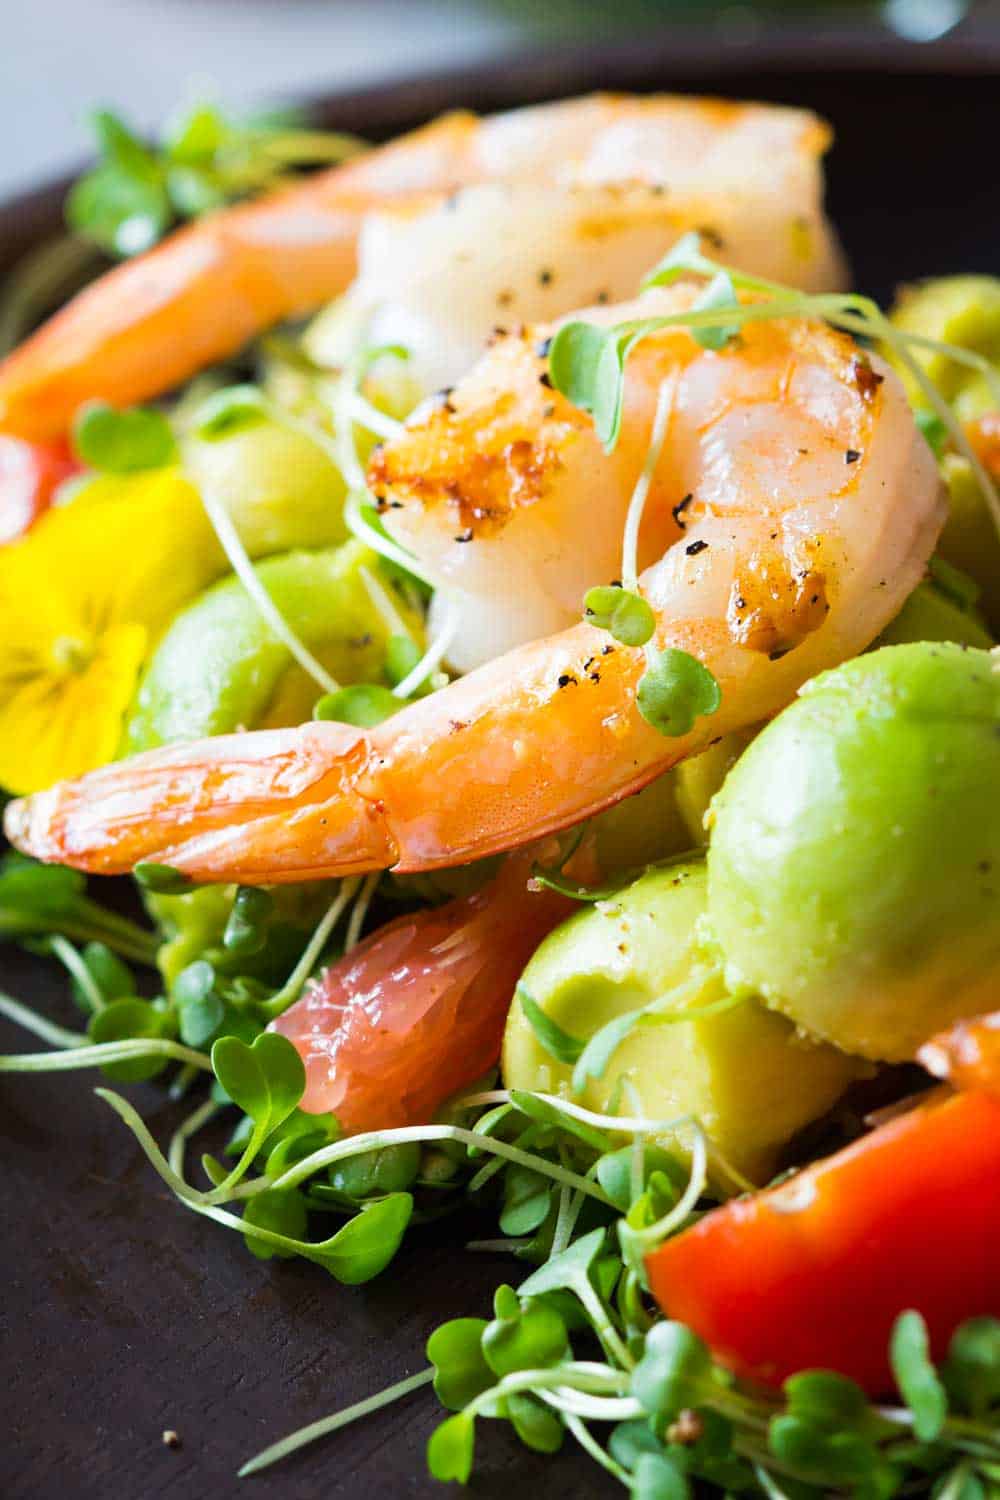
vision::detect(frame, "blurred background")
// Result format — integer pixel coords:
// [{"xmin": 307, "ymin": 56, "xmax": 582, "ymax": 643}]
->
[{"xmin": 2, "ymin": 0, "xmax": 998, "ymax": 201}]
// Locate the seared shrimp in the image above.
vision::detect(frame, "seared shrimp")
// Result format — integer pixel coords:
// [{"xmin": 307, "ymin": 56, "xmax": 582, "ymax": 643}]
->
[
  {"xmin": 5, "ymin": 286, "xmax": 945, "ymax": 881},
  {"xmin": 0, "ymin": 94, "xmax": 844, "ymax": 440}
]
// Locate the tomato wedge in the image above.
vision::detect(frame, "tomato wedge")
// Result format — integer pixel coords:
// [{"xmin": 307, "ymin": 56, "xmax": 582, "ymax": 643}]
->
[
  {"xmin": 968, "ymin": 411, "xmax": 1000, "ymax": 476},
  {"xmin": 646, "ymin": 1089, "xmax": 1000, "ymax": 1393},
  {"xmin": 920, "ymin": 1010, "xmax": 1000, "ymax": 1099},
  {"xmin": 272, "ymin": 856, "xmax": 570, "ymax": 1133},
  {"xmin": 0, "ymin": 434, "xmax": 79, "ymax": 542}
]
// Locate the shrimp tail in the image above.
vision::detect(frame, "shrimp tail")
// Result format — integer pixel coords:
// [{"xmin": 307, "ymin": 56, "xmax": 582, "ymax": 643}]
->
[{"xmin": 3, "ymin": 720, "xmax": 398, "ymax": 882}]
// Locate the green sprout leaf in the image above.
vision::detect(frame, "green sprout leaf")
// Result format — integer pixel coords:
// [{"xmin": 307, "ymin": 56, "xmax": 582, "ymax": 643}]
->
[
  {"xmin": 427, "ymin": 1410, "xmax": 476, "ymax": 1484},
  {"xmin": 517, "ymin": 985, "xmax": 584, "ymax": 1065},
  {"xmin": 211, "ymin": 1032, "xmax": 304, "ymax": 1130},
  {"xmin": 222, "ymin": 886, "xmax": 273, "ymax": 958},
  {"xmin": 688, "ymin": 272, "xmax": 742, "ymax": 352},
  {"xmin": 547, "ymin": 319, "xmax": 609, "ymax": 411},
  {"xmin": 71, "ymin": 942, "xmax": 134, "ymax": 1011},
  {"xmin": 583, "ymin": 584, "xmax": 656, "ymax": 647},
  {"xmin": 637, "ymin": 648, "xmax": 721, "ymax": 738},
  {"xmin": 505, "ymin": 1392, "xmax": 564, "ymax": 1455},
  {"xmin": 426, "ymin": 1318, "xmax": 493, "ymax": 1411},
  {"xmin": 241, "ymin": 1188, "xmax": 309, "ymax": 1261},
  {"xmin": 641, "ymin": 231, "xmax": 720, "ymax": 290},
  {"xmin": 630, "ymin": 1322, "xmax": 711, "ymax": 1421},
  {"xmin": 891, "ymin": 1311, "xmax": 949, "ymax": 1441},
  {"xmin": 384, "ymin": 634, "xmax": 423, "ymax": 688},
  {"xmin": 482, "ymin": 1285, "xmax": 569, "ymax": 1378},
  {"xmin": 631, "ymin": 1450, "xmax": 691, "ymax": 1500},
  {"xmin": 518, "ymin": 1227, "xmax": 605, "ymax": 1299},
  {"xmin": 783, "ymin": 1369, "xmax": 871, "ymax": 1433},
  {"xmin": 173, "ymin": 960, "xmax": 225, "ymax": 1048},
  {"xmin": 133, "ymin": 862, "xmax": 193, "ymax": 895},
  {"xmin": 313, "ymin": 684, "xmax": 401, "ymax": 728},
  {"xmin": 87, "ymin": 998, "xmax": 172, "ymax": 1082},
  {"xmin": 73, "ymin": 401, "xmax": 178, "ymax": 473},
  {"xmin": 499, "ymin": 1167, "xmax": 552, "ymax": 1237},
  {"xmin": 944, "ymin": 1317, "xmax": 1000, "ymax": 1417},
  {"xmin": 327, "ymin": 1143, "xmax": 421, "ymax": 1200}
]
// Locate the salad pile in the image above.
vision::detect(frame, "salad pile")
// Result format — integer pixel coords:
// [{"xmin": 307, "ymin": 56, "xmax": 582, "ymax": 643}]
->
[{"xmin": 0, "ymin": 96, "xmax": 999, "ymax": 1497}]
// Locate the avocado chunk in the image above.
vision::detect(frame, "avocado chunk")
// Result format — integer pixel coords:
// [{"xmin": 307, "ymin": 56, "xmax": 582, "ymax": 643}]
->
[
  {"xmin": 708, "ymin": 643, "xmax": 1000, "ymax": 1061},
  {"xmin": 124, "ymin": 541, "xmax": 418, "ymax": 751},
  {"xmin": 889, "ymin": 274, "xmax": 1000, "ymax": 422},
  {"xmin": 503, "ymin": 861, "xmax": 861, "ymax": 1184}
]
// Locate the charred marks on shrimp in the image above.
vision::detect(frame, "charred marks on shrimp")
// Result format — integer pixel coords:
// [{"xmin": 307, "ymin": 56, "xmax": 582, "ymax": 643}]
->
[
  {"xmin": 727, "ymin": 541, "xmax": 829, "ymax": 655},
  {"xmin": 367, "ymin": 369, "xmax": 580, "ymax": 538}
]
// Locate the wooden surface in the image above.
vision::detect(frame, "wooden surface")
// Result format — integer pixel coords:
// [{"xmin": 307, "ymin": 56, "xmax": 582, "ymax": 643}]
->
[{"xmin": 2, "ymin": 42, "xmax": 1000, "ymax": 1500}]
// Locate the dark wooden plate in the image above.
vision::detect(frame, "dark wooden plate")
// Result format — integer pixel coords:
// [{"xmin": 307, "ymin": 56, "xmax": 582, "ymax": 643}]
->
[{"xmin": 2, "ymin": 27, "xmax": 999, "ymax": 1500}]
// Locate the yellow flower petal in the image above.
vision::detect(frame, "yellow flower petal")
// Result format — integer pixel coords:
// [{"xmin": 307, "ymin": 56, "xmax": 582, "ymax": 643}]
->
[{"xmin": 0, "ymin": 621, "xmax": 148, "ymax": 794}]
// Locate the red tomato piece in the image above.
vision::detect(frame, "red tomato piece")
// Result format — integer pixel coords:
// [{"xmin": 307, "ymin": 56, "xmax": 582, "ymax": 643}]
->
[
  {"xmin": 271, "ymin": 857, "xmax": 570, "ymax": 1133},
  {"xmin": 646, "ymin": 1089, "xmax": 1000, "ymax": 1393},
  {"xmin": 0, "ymin": 434, "xmax": 79, "ymax": 542}
]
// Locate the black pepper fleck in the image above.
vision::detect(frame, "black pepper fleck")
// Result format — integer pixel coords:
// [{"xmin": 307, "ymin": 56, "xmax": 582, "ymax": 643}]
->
[{"xmin": 686, "ymin": 539, "xmax": 709, "ymax": 556}]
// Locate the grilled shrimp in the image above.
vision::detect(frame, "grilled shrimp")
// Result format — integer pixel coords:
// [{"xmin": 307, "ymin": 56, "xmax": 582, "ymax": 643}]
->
[
  {"xmin": 5, "ymin": 285, "xmax": 945, "ymax": 881},
  {"xmin": 0, "ymin": 94, "xmax": 844, "ymax": 440}
]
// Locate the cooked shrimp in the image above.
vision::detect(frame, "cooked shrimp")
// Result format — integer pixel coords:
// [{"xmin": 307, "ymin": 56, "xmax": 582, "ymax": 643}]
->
[
  {"xmin": 0, "ymin": 94, "xmax": 844, "ymax": 441},
  {"xmin": 5, "ymin": 285, "xmax": 944, "ymax": 882},
  {"xmin": 273, "ymin": 852, "xmax": 570, "ymax": 1128}
]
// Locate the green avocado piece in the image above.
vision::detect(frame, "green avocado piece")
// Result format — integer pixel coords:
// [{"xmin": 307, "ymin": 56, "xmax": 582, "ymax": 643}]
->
[
  {"xmin": 876, "ymin": 575, "xmax": 993, "ymax": 650},
  {"xmin": 674, "ymin": 730, "xmax": 758, "ymax": 847},
  {"xmin": 889, "ymin": 274, "xmax": 1000, "ymax": 421},
  {"xmin": 124, "ymin": 541, "xmax": 413, "ymax": 751},
  {"xmin": 708, "ymin": 643, "xmax": 1000, "ymax": 1061},
  {"xmin": 502, "ymin": 862, "xmax": 861, "ymax": 1184},
  {"xmin": 183, "ymin": 415, "xmax": 348, "ymax": 557},
  {"xmin": 933, "ymin": 455, "xmax": 1000, "ymax": 632}
]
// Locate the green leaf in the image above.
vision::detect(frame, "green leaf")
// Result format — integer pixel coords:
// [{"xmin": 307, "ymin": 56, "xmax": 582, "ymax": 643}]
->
[
  {"xmin": 505, "ymin": 1392, "xmax": 564, "ymax": 1454},
  {"xmin": 328, "ymin": 1143, "xmax": 421, "ymax": 1199},
  {"xmin": 637, "ymin": 648, "xmax": 721, "ymax": 738},
  {"xmin": 267, "ymin": 1127, "xmax": 332, "ymax": 1179},
  {"xmin": 192, "ymin": 383, "xmax": 270, "ymax": 439},
  {"xmin": 630, "ymin": 1322, "xmax": 711, "ymax": 1421},
  {"xmin": 516, "ymin": 986, "xmax": 584, "ymax": 1065},
  {"xmin": 163, "ymin": 101, "xmax": 228, "ymax": 163},
  {"xmin": 784, "ymin": 1370, "xmax": 870, "ymax": 1432},
  {"xmin": 916, "ymin": 410, "xmax": 949, "ymax": 459},
  {"xmin": 596, "ymin": 1145, "xmax": 684, "ymax": 1213},
  {"xmin": 427, "ymin": 1318, "xmax": 493, "ymax": 1411},
  {"xmin": 313, "ymin": 684, "xmax": 401, "ymax": 728},
  {"xmin": 307, "ymin": 1193, "xmax": 412, "ymax": 1283},
  {"xmin": 210, "ymin": 1032, "xmax": 305, "ymax": 1132},
  {"xmin": 768, "ymin": 1416, "xmax": 875, "ymax": 1483},
  {"xmin": 133, "ymin": 861, "xmax": 193, "ymax": 894},
  {"xmin": 482, "ymin": 1286, "xmax": 568, "ymax": 1378},
  {"xmin": 891, "ymin": 1311, "xmax": 949, "ymax": 1442},
  {"xmin": 174, "ymin": 960, "xmax": 225, "ymax": 1048},
  {"xmin": 499, "ymin": 1166, "xmax": 552, "ymax": 1236},
  {"xmin": 74, "ymin": 401, "xmax": 178, "ymax": 474},
  {"xmin": 517, "ymin": 1227, "xmax": 605, "ymax": 1298},
  {"xmin": 427, "ymin": 1411, "xmax": 476, "ymax": 1484},
  {"xmin": 72, "ymin": 942, "xmax": 134, "ymax": 1010},
  {"xmin": 631, "ymin": 1451, "xmax": 691, "ymax": 1500},
  {"xmin": 507, "ymin": 1089, "xmax": 612, "ymax": 1153},
  {"xmin": 583, "ymin": 585, "xmax": 656, "ymax": 647},
  {"xmin": 66, "ymin": 160, "xmax": 170, "ymax": 257},
  {"xmin": 547, "ymin": 320, "xmax": 609, "ymax": 411},
  {"xmin": 572, "ymin": 1006, "xmax": 644, "ymax": 1092},
  {"xmin": 944, "ymin": 1317, "xmax": 1000, "ymax": 1417},
  {"xmin": 241, "ymin": 1189, "xmax": 308, "ymax": 1260},
  {"xmin": 689, "ymin": 272, "xmax": 741, "ymax": 351},
  {"xmin": 610, "ymin": 1419, "xmax": 664, "ymax": 1470},
  {"xmin": 87, "ymin": 998, "xmax": 170, "ymax": 1082},
  {"xmin": 223, "ymin": 886, "xmax": 273, "ymax": 957},
  {"xmin": 641, "ymin": 231, "xmax": 718, "ymax": 290}
]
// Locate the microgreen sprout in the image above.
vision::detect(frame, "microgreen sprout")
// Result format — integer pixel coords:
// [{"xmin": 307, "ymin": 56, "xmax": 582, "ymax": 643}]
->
[
  {"xmin": 65, "ymin": 102, "xmax": 367, "ymax": 259},
  {"xmin": 73, "ymin": 399, "xmax": 178, "ymax": 473}
]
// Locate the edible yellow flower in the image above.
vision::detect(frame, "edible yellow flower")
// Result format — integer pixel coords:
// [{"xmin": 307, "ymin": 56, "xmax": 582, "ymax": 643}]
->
[{"xmin": 0, "ymin": 468, "xmax": 224, "ymax": 794}]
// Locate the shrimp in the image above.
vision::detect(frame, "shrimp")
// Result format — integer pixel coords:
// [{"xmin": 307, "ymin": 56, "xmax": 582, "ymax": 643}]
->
[
  {"xmin": 0, "ymin": 94, "xmax": 845, "ymax": 441},
  {"xmin": 4, "ymin": 283, "xmax": 945, "ymax": 882},
  {"xmin": 272, "ymin": 852, "xmax": 570, "ymax": 1128}
]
